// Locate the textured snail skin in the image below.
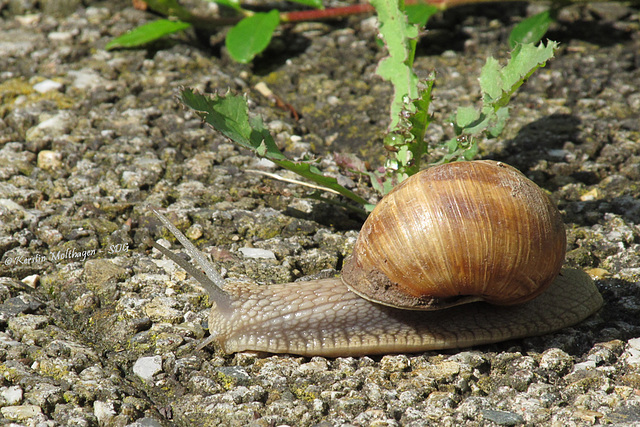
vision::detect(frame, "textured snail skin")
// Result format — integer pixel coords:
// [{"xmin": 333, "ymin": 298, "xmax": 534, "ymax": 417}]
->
[{"xmin": 208, "ymin": 269, "xmax": 601, "ymax": 357}]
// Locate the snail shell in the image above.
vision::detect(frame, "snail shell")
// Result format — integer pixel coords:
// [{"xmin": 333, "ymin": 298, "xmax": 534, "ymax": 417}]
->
[
  {"xmin": 342, "ymin": 160, "xmax": 566, "ymax": 310},
  {"xmin": 151, "ymin": 160, "xmax": 602, "ymax": 357}
]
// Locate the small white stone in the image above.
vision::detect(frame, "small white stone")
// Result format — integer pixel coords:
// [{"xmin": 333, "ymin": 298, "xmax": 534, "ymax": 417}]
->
[
  {"xmin": 37, "ymin": 150, "xmax": 63, "ymax": 171},
  {"xmin": 15, "ymin": 14, "xmax": 40, "ymax": 25},
  {"xmin": 0, "ymin": 198, "xmax": 24, "ymax": 212},
  {"xmin": 133, "ymin": 355, "xmax": 163, "ymax": 381},
  {"xmin": 0, "ymin": 404, "xmax": 42, "ymax": 420},
  {"xmin": 185, "ymin": 223, "xmax": 203, "ymax": 240},
  {"xmin": 572, "ymin": 360, "xmax": 597, "ymax": 372},
  {"xmin": 625, "ymin": 337, "xmax": 640, "ymax": 367},
  {"xmin": 26, "ymin": 112, "xmax": 72, "ymax": 141},
  {"xmin": 628, "ymin": 337, "xmax": 640, "ymax": 351},
  {"xmin": 327, "ymin": 95, "xmax": 340, "ymax": 106},
  {"xmin": 21, "ymin": 274, "xmax": 39, "ymax": 288},
  {"xmin": 94, "ymin": 400, "xmax": 116, "ymax": 423},
  {"xmin": 2, "ymin": 385, "xmax": 23, "ymax": 405},
  {"xmin": 47, "ymin": 31, "xmax": 75, "ymax": 42},
  {"xmin": 68, "ymin": 69, "xmax": 107, "ymax": 90},
  {"xmin": 33, "ymin": 79, "xmax": 63, "ymax": 93},
  {"xmin": 238, "ymin": 248, "xmax": 276, "ymax": 259},
  {"xmin": 253, "ymin": 158, "xmax": 276, "ymax": 169}
]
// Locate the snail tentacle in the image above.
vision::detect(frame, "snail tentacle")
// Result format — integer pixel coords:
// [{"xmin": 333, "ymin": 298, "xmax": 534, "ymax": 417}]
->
[{"xmin": 152, "ymin": 209, "xmax": 232, "ymax": 314}]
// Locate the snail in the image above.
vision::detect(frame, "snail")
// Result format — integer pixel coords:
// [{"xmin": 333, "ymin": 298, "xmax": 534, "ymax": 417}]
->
[{"xmin": 151, "ymin": 160, "xmax": 603, "ymax": 357}]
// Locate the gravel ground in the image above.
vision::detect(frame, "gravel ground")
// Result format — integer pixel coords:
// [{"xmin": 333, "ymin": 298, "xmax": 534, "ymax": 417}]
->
[{"xmin": 1, "ymin": 1, "xmax": 640, "ymax": 426}]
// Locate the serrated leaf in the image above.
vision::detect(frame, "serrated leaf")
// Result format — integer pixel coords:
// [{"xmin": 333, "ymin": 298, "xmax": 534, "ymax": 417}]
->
[
  {"xmin": 225, "ymin": 10, "xmax": 280, "ymax": 63},
  {"xmin": 384, "ymin": 75, "xmax": 435, "ymax": 178},
  {"xmin": 508, "ymin": 10, "xmax": 552, "ymax": 48},
  {"xmin": 500, "ymin": 41, "xmax": 557, "ymax": 98},
  {"xmin": 370, "ymin": 0, "xmax": 419, "ymax": 130},
  {"xmin": 479, "ymin": 56, "xmax": 502, "ymax": 102},
  {"xmin": 105, "ymin": 19, "xmax": 191, "ymax": 50},
  {"xmin": 408, "ymin": 76, "xmax": 435, "ymax": 143},
  {"xmin": 181, "ymin": 89, "xmax": 369, "ymax": 206},
  {"xmin": 181, "ymin": 89, "xmax": 285, "ymax": 159}
]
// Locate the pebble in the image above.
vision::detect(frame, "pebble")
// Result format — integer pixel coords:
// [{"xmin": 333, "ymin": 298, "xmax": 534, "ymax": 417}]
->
[
  {"xmin": 37, "ymin": 150, "xmax": 63, "ymax": 171},
  {"xmin": 33, "ymin": 79, "xmax": 63, "ymax": 93},
  {"xmin": 625, "ymin": 338, "xmax": 640, "ymax": 367},
  {"xmin": 573, "ymin": 360, "xmax": 597, "ymax": 372},
  {"xmin": 8, "ymin": 314, "xmax": 50, "ymax": 338},
  {"xmin": 0, "ymin": 404, "xmax": 43, "ymax": 420},
  {"xmin": 93, "ymin": 400, "xmax": 116, "ymax": 424},
  {"xmin": 215, "ymin": 366, "xmax": 251, "ymax": 387},
  {"xmin": 238, "ymin": 247, "xmax": 276, "ymax": 259},
  {"xmin": 47, "ymin": 30, "xmax": 76, "ymax": 42},
  {"xmin": 481, "ymin": 409, "xmax": 524, "ymax": 426},
  {"xmin": 185, "ymin": 223, "xmax": 203, "ymax": 240},
  {"xmin": 68, "ymin": 68, "xmax": 108, "ymax": 90},
  {"xmin": 133, "ymin": 356, "xmax": 163, "ymax": 381},
  {"xmin": 1, "ymin": 385, "xmax": 23, "ymax": 405},
  {"xmin": 25, "ymin": 112, "xmax": 73, "ymax": 142},
  {"xmin": 129, "ymin": 418, "xmax": 165, "ymax": 427},
  {"xmin": 21, "ymin": 274, "xmax": 39, "ymax": 288},
  {"xmin": 0, "ymin": 295, "xmax": 44, "ymax": 316}
]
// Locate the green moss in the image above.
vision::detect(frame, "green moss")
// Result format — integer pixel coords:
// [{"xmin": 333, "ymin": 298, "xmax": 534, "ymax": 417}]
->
[
  {"xmin": 36, "ymin": 358, "xmax": 72, "ymax": 381},
  {"xmin": 0, "ymin": 77, "xmax": 74, "ymax": 116},
  {"xmin": 216, "ymin": 371, "xmax": 238, "ymax": 390},
  {"xmin": 291, "ymin": 385, "xmax": 318, "ymax": 402}
]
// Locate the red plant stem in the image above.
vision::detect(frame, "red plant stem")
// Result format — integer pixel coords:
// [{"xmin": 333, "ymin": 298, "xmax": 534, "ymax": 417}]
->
[
  {"xmin": 280, "ymin": 0, "xmax": 482, "ymax": 23},
  {"xmin": 281, "ymin": 3, "xmax": 376, "ymax": 22}
]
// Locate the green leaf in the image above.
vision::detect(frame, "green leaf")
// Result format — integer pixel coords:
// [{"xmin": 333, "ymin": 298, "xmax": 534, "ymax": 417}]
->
[
  {"xmin": 446, "ymin": 138, "xmax": 458, "ymax": 153},
  {"xmin": 508, "ymin": 10, "xmax": 553, "ymax": 48},
  {"xmin": 105, "ymin": 19, "xmax": 191, "ymax": 50},
  {"xmin": 478, "ymin": 57, "xmax": 502, "ymax": 102},
  {"xmin": 488, "ymin": 106, "xmax": 510, "ymax": 137},
  {"xmin": 370, "ymin": 0, "xmax": 420, "ymax": 130},
  {"xmin": 448, "ymin": 40, "xmax": 557, "ymax": 156},
  {"xmin": 402, "ymin": 76, "xmax": 435, "ymax": 177},
  {"xmin": 381, "ymin": 74, "xmax": 434, "ymax": 181},
  {"xmin": 225, "ymin": 10, "xmax": 280, "ymax": 63},
  {"xmin": 181, "ymin": 89, "xmax": 285, "ymax": 160},
  {"xmin": 455, "ymin": 106, "xmax": 480, "ymax": 128},
  {"xmin": 206, "ymin": 0, "xmax": 242, "ymax": 11},
  {"xmin": 479, "ymin": 41, "xmax": 558, "ymax": 111},
  {"xmin": 288, "ymin": 0, "xmax": 323, "ymax": 9},
  {"xmin": 405, "ymin": 3, "xmax": 439, "ymax": 27},
  {"xmin": 181, "ymin": 89, "xmax": 369, "ymax": 206},
  {"xmin": 462, "ymin": 142, "xmax": 479, "ymax": 160},
  {"xmin": 498, "ymin": 41, "xmax": 558, "ymax": 106}
]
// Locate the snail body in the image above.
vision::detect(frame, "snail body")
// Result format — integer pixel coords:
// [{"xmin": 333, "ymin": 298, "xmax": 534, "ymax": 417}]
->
[{"xmin": 153, "ymin": 160, "xmax": 602, "ymax": 357}]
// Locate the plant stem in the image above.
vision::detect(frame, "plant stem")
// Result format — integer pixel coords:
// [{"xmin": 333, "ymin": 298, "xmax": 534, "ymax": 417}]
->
[{"xmin": 144, "ymin": 0, "xmax": 629, "ymax": 29}]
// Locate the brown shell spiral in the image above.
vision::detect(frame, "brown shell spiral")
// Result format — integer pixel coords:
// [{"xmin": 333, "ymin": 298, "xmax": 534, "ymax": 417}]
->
[{"xmin": 341, "ymin": 160, "xmax": 567, "ymax": 310}]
